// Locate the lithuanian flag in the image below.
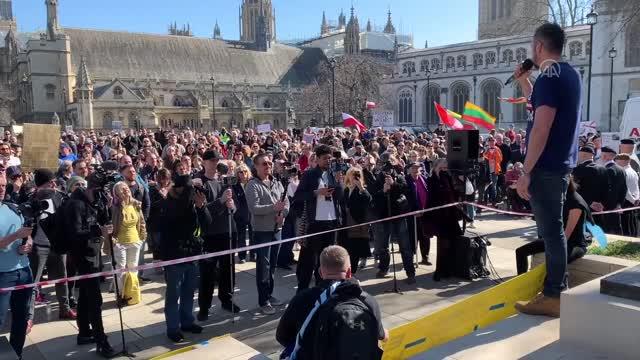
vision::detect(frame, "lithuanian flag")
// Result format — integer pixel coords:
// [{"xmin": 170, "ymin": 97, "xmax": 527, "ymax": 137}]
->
[{"xmin": 462, "ymin": 101, "xmax": 496, "ymax": 130}]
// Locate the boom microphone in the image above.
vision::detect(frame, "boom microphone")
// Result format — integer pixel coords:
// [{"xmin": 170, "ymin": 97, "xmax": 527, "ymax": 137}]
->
[{"xmin": 505, "ymin": 58, "xmax": 535, "ymax": 86}]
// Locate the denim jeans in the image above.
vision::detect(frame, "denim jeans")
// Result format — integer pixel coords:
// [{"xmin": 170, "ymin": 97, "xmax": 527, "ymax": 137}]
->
[
  {"xmin": 488, "ymin": 173, "xmax": 499, "ymax": 204},
  {"xmin": 373, "ymin": 219, "xmax": 415, "ymax": 277},
  {"xmin": 529, "ymin": 170, "xmax": 570, "ymax": 298},
  {"xmin": 253, "ymin": 231, "xmax": 281, "ymax": 306},
  {"xmin": 29, "ymin": 245, "xmax": 70, "ymax": 321},
  {"xmin": 0, "ymin": 266, "xmax": 33, "ymax": 356},
  {"xmin": 164, "ymin": 262, "xmax": 198, "ymax": 334}
]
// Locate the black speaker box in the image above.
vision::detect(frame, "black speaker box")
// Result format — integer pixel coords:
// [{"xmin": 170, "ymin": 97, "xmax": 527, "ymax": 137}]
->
[{"xmin": 446, "ymin": 130, "xmax": 480, "ymax": 171}]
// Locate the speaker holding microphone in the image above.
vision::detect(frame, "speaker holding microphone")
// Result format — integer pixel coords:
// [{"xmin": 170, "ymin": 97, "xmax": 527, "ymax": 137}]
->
[{"xmin": 505, "ymin": 58, "xmax": 535, "ymax": 86}]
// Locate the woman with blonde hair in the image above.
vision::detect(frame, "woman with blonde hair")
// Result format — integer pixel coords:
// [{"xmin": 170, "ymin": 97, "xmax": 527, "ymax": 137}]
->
[
  {"xmin": 111, "ymin": 181, "xmax": 147, "ymax": 305},
  {"xmin": 338, "ymin": 166, "xmax": 373, "ymax": 273}
]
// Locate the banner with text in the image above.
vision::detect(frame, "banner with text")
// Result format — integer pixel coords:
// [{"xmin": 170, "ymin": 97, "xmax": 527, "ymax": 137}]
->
[{"xmin": 372, "ymin": 110, "xmax": 394, "ymax": 127}]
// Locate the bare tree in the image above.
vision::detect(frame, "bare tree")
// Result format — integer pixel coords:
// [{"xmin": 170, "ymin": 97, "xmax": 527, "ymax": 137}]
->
[
  {"xmin": 294, "ymin": 55, "xmax": 393, "ymax": 126},
  {"xmin": 546, "ymin": 0, "xmax": 593, "ymax": 27}
]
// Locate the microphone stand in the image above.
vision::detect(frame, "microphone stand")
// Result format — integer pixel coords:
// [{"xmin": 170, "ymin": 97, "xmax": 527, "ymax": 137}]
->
[{"xmin": 385, "ymin": 192, "xmax": 402, "ymax": 295}]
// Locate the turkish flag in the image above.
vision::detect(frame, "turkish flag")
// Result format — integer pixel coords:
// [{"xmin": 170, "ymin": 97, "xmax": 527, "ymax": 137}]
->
[{"xmin": 342, "ymin": 113, "xmax": 368, "ymax": 132}]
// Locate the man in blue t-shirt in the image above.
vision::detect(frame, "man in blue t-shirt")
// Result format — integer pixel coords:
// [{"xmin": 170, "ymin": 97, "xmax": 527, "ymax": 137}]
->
[
  {"xmin": 514, "ymin": 23, "xmax": 582, "ymax": 318},
  {"xmin": 0, "ymin": 171, "xmax": 34, "ymax": 358}
]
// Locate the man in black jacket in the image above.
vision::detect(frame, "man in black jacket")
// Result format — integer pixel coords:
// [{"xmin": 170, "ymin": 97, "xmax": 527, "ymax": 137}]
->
[
  {"xmin": 276, "ymin": 246, "xmax": 386, "ymax": 359},
  {"xmin": 293, "ymin": 144, "xmax": 343, "ymax": 292},
  {"xmin": 572, "ymin": 146, "xmax": 609, "ymax": 215},
  {"xmin": 600, "ymin": 147, "xmax": 628, "ymax": 235}
]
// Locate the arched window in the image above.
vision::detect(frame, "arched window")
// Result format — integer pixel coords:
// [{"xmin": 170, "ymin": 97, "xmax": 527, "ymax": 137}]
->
[
  {"xmin": 402, "ymin": 61, "xmax": 416, "ymax": 75},
  {"xmin": 516, "ymin": 48, "xmax": 527, "ymax": 63},
  {"xmin": 486, "ymin": 51, "xmax": 496, "ymax": 65},
  {"xmin": 502, "ymin": 49, "xmax": 514, "ymax": 64},
  {"xmin": 473, "ymin": 53, "xmax": 483, "ymax": 69},
  {"xmin": 445, "ymin": 56, "xmax": 455, "ymax": 71},
  {"xmin": 457, "ymin": 55, "xmax": 467, "ymax": 69},
  {"xmin": 420, "ymin": 59, "xmax": 429, "ymax": 72},
  {"xmin": 569, "ymin": 41, "xmax": 583, "ymax": 59},
  {"xmin": 481, "ymin": 79, "xmax": 501, "ymax": 121},
  {"xmin": 221, "ymin": 99, "xmax": 229, "ymax": 108},
  {"xmin": 45, "ymin": 84, "xmax": 56, "ymax": 100},
  {"xmin": 450, "ymin": 82, "xmax": 470, "ymax": 114},
  {"xmin": 398, "ymin": 89, "xmax": 413, "ymax": 124},
  {"xmin": 113, "ymin": 86, "xmax": 124, "ymax": 99},
  {"xmin": 625, "ymin": 18, "xmax": 640, "ymax": 67},
  {"xmin": 263, "ymin": 99, "xmax": 271, "ymax": 108},
  {"xmin": 431, "ymin": 58, "xmax": 441, "ymax": 71},
  {"xmin": 513, "ymin": 84, "xmax": 527, "ymax": 123},
  {"xmin": 129, "ymin": 112, "xmax": 139, "ymax": 129},
  {"xmin": 424, "ymin": 85, "xmax": 441, "ymax": 125},
  {"xmin": 103, "ymin": 111, "xmax": 114, "ymax": 129}
]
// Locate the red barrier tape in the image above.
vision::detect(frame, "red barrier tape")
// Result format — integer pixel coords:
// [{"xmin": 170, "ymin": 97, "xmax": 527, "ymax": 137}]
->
[{"xmin": 2, "ymin": 201, "xmax": 638, "ymax": 292}]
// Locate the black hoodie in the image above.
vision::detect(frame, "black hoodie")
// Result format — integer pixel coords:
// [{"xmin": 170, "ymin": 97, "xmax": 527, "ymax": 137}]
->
[{"xmin": 276, "ymin": 278, "xmax": 385, "ymax": 356}]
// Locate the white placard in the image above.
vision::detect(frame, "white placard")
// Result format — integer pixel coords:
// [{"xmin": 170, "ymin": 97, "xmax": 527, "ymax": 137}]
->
[
  {"xmin": 65, "ymin": 125, "xmax": 74, "ymax": 134},
  {"xmin": 372, "ymin": 110, "xmax": 394, "ymax": 127},
  {"xmin": 579, "ymin": 121, "xmax": 598, "ymax": 137},
  {"xmin": 256, "ymin": 123, "xmax": 272, "ymax": 134},
  {"xmin": 601, "ymin": 132, "xmax": 621, "ymax": 151},
  {"xmin": 112, "ymin": 120, "xmax": 123, "ymax": 131}
]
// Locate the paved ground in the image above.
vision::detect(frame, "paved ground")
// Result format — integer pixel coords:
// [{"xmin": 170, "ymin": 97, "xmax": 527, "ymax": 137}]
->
[{"xmin": 4, "ymin": 212, "xmax": 540, "ymax": 360}]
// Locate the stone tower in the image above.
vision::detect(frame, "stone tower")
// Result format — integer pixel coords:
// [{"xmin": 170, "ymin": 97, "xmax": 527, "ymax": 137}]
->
[
  {"xmin": 344, "ymin": 7, "xmax": 360, "ymax": 55},
  {"xmin": 321, "ymin": 11, "xmax": 330, "ymax": 35},
  {"xmin": 366, "ymin": 19, "xmax": 372, "ymax": 32},
  {"xmin": 478, "ymin": 0, "xmax": 548, "ymax": 40},
  {"xmin": 254, "ymin": 0, "xmax": 271, "ymax": 51},
  {"xmin": 338, "ymin": 9, "xmax": 346, "ymax": 29},
  {"xmin": 383, "ymin": 9, "xmax": 396, "ymax": 34},
  {"xmin": 0, "ymin": 0, "xmax": 16, "ymax": 32},
  {"xmin": 213, "ymin": 20, "xmax": 221, "ymax": 39},
  {"xmin": 240, "ymin": 0, "xmax": 276, "ymax": 43},
  {"xmin": 74, "ymin": 56, "xmax": 94, "ymax": 128}
]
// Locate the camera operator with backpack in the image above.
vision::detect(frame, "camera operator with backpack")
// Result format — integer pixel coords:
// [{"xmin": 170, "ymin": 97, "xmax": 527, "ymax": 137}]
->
[{"xmin": 277, "ymin": 245, "xmax": 387, "ymax": 360}]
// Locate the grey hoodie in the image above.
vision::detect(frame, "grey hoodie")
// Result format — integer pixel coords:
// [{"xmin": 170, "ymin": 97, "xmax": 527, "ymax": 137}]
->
[{"xmin": 245, "ymin": 176, "xmax": 289, "ymax": 232}]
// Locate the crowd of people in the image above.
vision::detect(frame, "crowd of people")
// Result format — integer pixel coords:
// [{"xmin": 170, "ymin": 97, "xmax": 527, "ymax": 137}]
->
[{"xmin": 1, "ymin": 115, "xmax": 639, "ymax": 357}]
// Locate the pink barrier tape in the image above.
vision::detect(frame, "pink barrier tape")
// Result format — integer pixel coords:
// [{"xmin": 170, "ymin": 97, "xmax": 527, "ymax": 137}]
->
[{"xmin": 3, "ymin": 201, "xmax": 638, "ymax": 293}]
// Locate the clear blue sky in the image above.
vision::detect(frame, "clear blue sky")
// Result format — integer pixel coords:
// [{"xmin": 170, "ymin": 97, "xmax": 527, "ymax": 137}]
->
[{"xmin": 15, "ymin": 0, "xmax": 478, "ymax": 48}]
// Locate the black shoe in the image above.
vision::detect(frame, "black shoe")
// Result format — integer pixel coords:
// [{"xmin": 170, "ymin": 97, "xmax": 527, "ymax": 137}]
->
[
  {"xmin": 96, "ymin": 339, "xmax": 116, "ymax": 358},
  {"xmin": 376, "ymin": 270, "xmax": 389, "ymax": 279},
  {"xmin": 181, "ymin": 324, "xmax": 203, "ymax": 334},
  {"xmin": 167, "ymin": 331, "xmax": 185, "ymax": 343},
  {"xmin": 77, "ymin": 334, "xmax": 96, "ymax": 345},
  {"xmin": 405, "ymin": 275, "xmax": 417, "ymax": 285},
  {"xmin": 197, "ymin": 310, "xmax": 209, "ymax": 322},
  {"xmin": 433, "ymin": 273, "xmax": 441, "ymax": 282},
  {"xmin": 69, "ymin": 297, "xmax": 77, "ymax": 309},
  {"xmin": 221, "ymin": 301, "xmax": 241, "ymax": 313},
  {"xmin": 420, "ymin": 259, "xmax": 433, "ymax": 266},
  {"xmin": 139, "ymin": 276, "xmax": 152, "ymax": 284}
]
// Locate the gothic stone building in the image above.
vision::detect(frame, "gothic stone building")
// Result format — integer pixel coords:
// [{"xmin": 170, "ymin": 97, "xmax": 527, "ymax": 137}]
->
[{"xmin": 1, "ymin": 0, "xmax": 325, "ymax": 130}]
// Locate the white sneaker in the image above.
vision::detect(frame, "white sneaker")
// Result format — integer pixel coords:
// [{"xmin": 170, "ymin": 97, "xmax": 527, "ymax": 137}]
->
[
  {"xmin": 269, "ymin": 296, "xmax": 285, "ymax": 306},
  {"xmin": 261, "ymin": 304, "xmax": 276, "ymax": 315},
  {"xmin": 358, "ymin": 258, "xmax": 367, "ymax": 269}
]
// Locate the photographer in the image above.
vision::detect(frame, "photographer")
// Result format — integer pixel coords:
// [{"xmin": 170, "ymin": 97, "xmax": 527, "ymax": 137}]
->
[
  {"xmin": 62, "ymin": 171, "xmax": 115, "ymax": 357},
  {"xmin": 28, "ymin": 169, "xmax": 77, "ymax": 328},
  {"xmin": 293, "ymin": 145, "xmax": 343, "ymax": 293},
  {"xmin": 371, "ymin": 153, "xmax": 415, "ymax": 284},
  {"xmin": 194, "ymin": 151, "xmax": 241, "ymax": 320},
  {"xmin": 246, "ymin": 153, "xmax": 289, "ymax": 315},
  {"xmin": 0, "ymin": 171, "xmax": 33, "ymax": 359}
]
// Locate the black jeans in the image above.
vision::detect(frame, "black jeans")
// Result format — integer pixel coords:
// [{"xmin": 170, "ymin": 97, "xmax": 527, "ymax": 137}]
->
[
  {"xmin": 0, "ymin": 267, "xmax": 32, "ymax": 357},
  {"xmin": 76, "ymin": 259, "xmax": 106, "ymax": 341},
  {"xmin": 515, "ymin": 240, "xmax": 587, "ymax": 275},
  {"xmin": 236, "ymin": 222, "xmax": 253, "ymax": 261},
  {"xmin": 296, "ymin": 221, "xmax": 337, "ymax": 293},
  {"xmin": 622, "ymin": 201, "xmax": 638, "ymax": 237},
  {"xmin": 199, "ymin": 234, "xmax": 237, "ymax": 312}
]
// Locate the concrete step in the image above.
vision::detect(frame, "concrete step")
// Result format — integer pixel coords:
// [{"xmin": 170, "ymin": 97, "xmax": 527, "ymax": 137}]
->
[{"xmin": 158, "ymin": 335, "xmax": 268, "ymax": 360}]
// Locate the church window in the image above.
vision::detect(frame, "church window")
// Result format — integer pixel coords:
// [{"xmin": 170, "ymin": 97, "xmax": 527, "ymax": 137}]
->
[
  {"xmin": 625, "ymin": 18, "xmax": 640, "ymax": 67},
  {"xmin": 481, "ymin": 79, "xmax": 501, "ymax": 121},
  {"xmin": 569, "ymin": 41, "xmax": 583, "ymax": 59},
  {"xmin": 445, "ymin": 56, "xmax": 455, "ymax": 71},
  {"xmin": 486, "ymin": 51, "xmax": 496, "ymax": 65},
  {"xmin": 398, "ymin": 89, "xmax": 413, "ymax": 124},
  {"xmin": 473, "ymin": 53, "xmax": 483, "ymax": 69},
  {"xmin": 402, "ymin": 61, "xmax": 416, "ymax": 75},
  {"xmin": 516, "ymin": 48, "xmax": 527, "ymax": 63},
  {"xmin": 457, "ymin": 55, "xmax": 467, "ymax": 69},
  {"xmin": 45, "ymin": 84, "xmax": 56, "ymax": 100},
  {"xmin": 222, "ymin": 100, "xmax": 230, "ymax": 108},
  {"xmin": 113, "ymin": 86, "xmax": 124, "ymax": 99},
  {"xmin": 264, "ymin": 99, "xmax": 272, "ymax": 108},
  {"xmin": 502, "ymin": 49, "xmax": 514, "ymax": 64},
  {"xmin": 103, "ymin": 111, "xmax": 114, "ymax": 129},
  {"xmin": 450, "ymin": 82, "xmax": 470, "ymax": 114},
  {"xmin": 424, "ymin": 84, "xmax": 440, "ymax": 125},
  {"xmin": 420, "ymin": 59, "xmax": 429, "ymax": 72},
  {"xmin": 431, "ymin": 58, "xmax": 441, "ymax": 71}
]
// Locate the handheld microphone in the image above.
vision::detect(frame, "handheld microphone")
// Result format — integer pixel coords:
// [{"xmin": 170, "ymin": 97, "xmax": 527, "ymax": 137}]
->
[{"xmin": 505, "ymin": 59, "xmax": 535, "ymax": 86}]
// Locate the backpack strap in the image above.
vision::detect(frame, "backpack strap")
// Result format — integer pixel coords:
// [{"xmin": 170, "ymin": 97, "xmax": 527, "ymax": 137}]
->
[{"xmin": 289, "ymin": 281, "xmax": 341, "ymax": 360}]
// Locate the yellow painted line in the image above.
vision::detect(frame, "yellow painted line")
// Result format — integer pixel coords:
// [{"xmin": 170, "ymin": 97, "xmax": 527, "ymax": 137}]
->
[
  {"xmin": 150, "ymin": 334, "xmax": 230, "ymax": 359},
  {"xmin": 382, "ymin": 264, "xmax": 546, "ymax": 359}
]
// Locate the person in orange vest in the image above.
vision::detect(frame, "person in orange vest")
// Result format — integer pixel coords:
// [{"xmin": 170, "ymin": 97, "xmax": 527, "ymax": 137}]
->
[{"xmin": 484, "ymin": 136, "xmax": 503, "ymax": 206}]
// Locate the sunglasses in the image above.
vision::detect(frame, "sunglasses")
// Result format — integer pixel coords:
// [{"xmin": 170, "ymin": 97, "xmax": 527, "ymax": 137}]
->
[{"xmin": 261, "ymin": 161, "xmax": 273, "ymax": 167}]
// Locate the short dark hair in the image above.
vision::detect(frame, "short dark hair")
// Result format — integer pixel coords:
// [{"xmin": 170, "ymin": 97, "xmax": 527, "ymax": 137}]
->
[
  {"xmin": 72, "ymin": 159, "xmax": 86, "ymax": 168},
  {"xmin": 253, "ymin": 153, "xmax": 270, "ymax": 166},
  {"xmin": 315, "ymin": 144, "xmax": 333, "ymax": 157},
  {"xmin": 534, "ymin": 23, "xmax": 566, "ymax": 55}
]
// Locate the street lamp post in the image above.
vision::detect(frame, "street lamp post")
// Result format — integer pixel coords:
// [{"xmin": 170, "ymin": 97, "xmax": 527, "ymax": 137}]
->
[
  {"xmin": 210, "ymin": 76, "xmax": 217, "ymax": 130},
  {"xmin": 586, "ymin": 6, "xmax": 598, "ymax": 122},
  {"xmin": 329, "ymin": 58, "xmax": 337, "ymax": 125},
  {"xmin": 608, "ymin": 46, "xmax": 617, "ymax": 131}
]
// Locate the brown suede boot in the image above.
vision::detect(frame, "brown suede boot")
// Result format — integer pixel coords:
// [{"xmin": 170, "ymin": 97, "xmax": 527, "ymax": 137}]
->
[{"xmin": 515, "ymin": 293, "xmax": 560, "ymax": 318}]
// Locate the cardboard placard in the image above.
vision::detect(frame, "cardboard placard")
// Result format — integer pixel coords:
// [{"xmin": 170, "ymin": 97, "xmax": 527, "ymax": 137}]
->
[
  {"xmin": 21, "ymin": 124, "xmax": 61, "ymax": 172},
  {"xmin": 256, "ymin": 123, "xmax": 272, "ymax": 134}
]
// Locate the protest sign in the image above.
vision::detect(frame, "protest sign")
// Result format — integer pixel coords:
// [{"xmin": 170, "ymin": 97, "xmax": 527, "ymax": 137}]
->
[
  {"xmin": 256, "ymin": 123, "xmax": 272, "ymax": 134},
  {"xmin": 372, "ymin": 110, "xmax": 394, "ymax": 127},
  {"xmin": 21, "ymin": 124, "xmax": 61, "ymax": 171}
]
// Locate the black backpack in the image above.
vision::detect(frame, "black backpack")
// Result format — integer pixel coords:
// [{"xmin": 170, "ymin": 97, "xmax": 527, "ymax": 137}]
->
[{"xmin": 311, "ymin": 293, "xmax": 382, "ymax": 360}]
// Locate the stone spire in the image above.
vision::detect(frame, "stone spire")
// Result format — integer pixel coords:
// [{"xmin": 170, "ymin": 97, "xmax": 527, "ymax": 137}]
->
[
  {"xmin": 344, "ymin": 6, "xmax": 360, "ymax": 55},
  {"xmin": 338, "ymin": 9, "xmax": 346, "ymax": 29},
  {"xmin": 321, "ymin": 11, "xmax": 330, "ymax": 35},
  {"xmin": 46, "ymin": 0, "xmax": 60, "ymax": 40},
  {"xmin": 213, "ymin": 20, "xmax": 221, "ymax": 39},
  {"xmin": 255, "ymin": 0, "xmax": 271, "ymax": 51},
  {"xmin": 366, "ymin": 18, "xmax": 372, "ymax": 32},
  {"xmin": 76, "ymin": 55, "xmax": 92, "ymax": 90},
  {"xmin": 383, "ymin": 9, "xmax": 396, "ymax": 34}
]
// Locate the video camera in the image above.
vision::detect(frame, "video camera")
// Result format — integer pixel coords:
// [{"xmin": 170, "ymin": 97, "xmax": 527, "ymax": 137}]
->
[{"xmin": 17, "ymin": 199, "xmax": 50, "ymax": 245}]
